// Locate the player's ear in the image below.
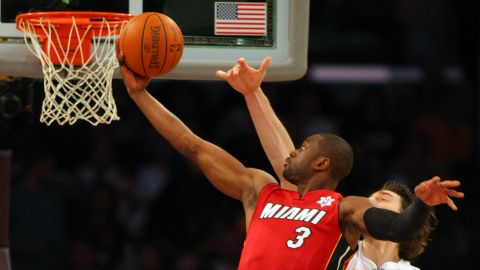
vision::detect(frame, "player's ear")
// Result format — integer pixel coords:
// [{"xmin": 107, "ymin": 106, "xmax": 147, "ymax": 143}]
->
[{"xmin": 313, "ymin": 157, "xmax": 330, "ymax": 172}]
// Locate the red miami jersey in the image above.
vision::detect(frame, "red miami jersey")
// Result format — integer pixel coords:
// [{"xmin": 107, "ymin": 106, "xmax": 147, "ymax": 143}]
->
[{"xmin": 238, "ymin": 183, "xmax": 353, "ymax": 270}]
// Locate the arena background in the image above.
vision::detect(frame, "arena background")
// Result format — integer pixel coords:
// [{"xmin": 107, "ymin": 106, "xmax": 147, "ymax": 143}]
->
[{"xmin": 0, "ymin": 1, "xmax": 478, "ymax": 269}]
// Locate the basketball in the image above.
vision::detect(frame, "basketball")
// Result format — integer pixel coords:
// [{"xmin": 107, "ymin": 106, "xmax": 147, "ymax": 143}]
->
[{"xmin": 118, "ymin": 12, "xmax": 184, "ymax": 77}]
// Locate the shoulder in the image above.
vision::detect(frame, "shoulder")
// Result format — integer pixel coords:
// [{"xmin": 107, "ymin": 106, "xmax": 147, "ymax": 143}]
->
[
  {"xmin": 243, "ymin": 168, "xmax": 278, "ymax": 207},
  {"xmin": 248, "ymin": 168, "xmax": 278, "ymax": 189}
]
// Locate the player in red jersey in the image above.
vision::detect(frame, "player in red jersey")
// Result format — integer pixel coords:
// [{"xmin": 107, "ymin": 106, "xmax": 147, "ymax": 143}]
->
[{"xmin": 117, "ymin": 48, "xmax": 464, "ymax": 270}]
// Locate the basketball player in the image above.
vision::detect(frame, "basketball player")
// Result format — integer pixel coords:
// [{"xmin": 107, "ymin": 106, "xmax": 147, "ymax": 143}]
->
[
  {"xmin": 117, "ymin": 51, "xmax": 463, "ymax": 269},
  {"xmin": 215, "ymin": 57, "xmax": 447, "ymax": 269},
  {"xmin": 344, "ymin": 181, "xmax": 437, "ymax": 270}
]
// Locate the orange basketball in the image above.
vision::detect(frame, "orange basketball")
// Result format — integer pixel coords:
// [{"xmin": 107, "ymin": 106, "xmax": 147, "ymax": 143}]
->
[{"xmin": 118, "ymin": 12, "xmax": 184, "ymax": 77}]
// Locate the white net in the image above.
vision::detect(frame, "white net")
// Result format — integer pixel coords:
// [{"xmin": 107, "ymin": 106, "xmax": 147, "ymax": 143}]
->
[{"xmin": 17, "ymin": 16, "xmax": 125, "ymax": 126}]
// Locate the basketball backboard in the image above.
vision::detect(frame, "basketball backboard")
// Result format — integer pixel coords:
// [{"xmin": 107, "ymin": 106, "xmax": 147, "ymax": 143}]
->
[{"xmin": 0, "ymin": 0, "xmax": 310, "ymax": 81}]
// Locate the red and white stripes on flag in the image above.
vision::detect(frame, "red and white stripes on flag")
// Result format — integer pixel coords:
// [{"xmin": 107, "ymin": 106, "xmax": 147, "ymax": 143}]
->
[{"xmin": 215, "ymin": 2, "xmax": 267, "ymax": 36}]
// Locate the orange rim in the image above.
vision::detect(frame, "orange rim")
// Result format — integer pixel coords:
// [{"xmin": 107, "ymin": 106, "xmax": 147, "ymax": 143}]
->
[
  {"xmin": 15, "ymin": 11, "xmax": 134, "ymax": 65},
  {"xmin": 16, "ymin": 11, "xmax": 133, "ymax": 34}
]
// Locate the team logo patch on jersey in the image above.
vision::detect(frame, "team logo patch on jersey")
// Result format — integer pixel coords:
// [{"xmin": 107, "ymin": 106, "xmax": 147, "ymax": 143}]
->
[{"xmin": 317, "ymin": 196, "xmax": 335, "ymax": 207}]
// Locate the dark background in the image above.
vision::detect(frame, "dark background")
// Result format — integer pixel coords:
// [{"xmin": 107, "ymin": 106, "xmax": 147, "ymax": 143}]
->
[{"xmin": 0, "ymin": 0, "xmax": 478, "ymax": 269}]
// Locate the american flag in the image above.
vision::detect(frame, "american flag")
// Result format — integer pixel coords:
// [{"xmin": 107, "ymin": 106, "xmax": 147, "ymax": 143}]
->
[{"xmin": 215, "ymin": 2, "xmax": 267, "ymax": 36}]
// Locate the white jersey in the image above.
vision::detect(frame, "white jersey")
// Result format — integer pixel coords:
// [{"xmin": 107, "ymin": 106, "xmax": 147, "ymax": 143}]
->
[{"xmin": 345, "ymin": 241, "xmax": 420, "ymax": 270}]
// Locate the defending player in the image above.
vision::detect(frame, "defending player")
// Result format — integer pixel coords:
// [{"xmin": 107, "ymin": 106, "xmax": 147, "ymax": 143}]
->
[{"xmin": 345, "ymin": 181, "xmax": 437, "ymax": 270}]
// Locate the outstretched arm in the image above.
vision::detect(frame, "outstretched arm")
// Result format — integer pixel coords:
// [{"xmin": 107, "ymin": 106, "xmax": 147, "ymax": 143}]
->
[
  {"xmin": 118, "ymin": 51, "xmax": 276, "ymax": 205},
  {"xmin": 341, "ymin": 176, "xmax": 464, "ymax": 242},
  {"xmin": 216, "ymin": 57, "xmax": 296, "ymax": 191}
]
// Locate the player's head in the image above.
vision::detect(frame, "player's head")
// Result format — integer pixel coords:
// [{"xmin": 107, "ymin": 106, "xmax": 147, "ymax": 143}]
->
[
  {"xmin": 368, "ymin": 186, "xmax": 404, "ymax": 213},
  {"xmin": 370, "ymin": 181, "xmax": 438, "ymax": 261},
  {"xmin": 283, "ymin": 133, "xmax": 353, "ymax": 186}
]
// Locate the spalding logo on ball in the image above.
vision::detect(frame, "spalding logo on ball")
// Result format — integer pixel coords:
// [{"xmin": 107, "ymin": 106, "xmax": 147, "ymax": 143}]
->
[{"xmin": 119, "ymin": 12, "xmax": 184, "ymax": 77}]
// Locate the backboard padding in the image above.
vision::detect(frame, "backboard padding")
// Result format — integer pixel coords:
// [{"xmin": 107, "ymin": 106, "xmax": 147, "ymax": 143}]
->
[{"xmin": 0, "ymin": 0, "xmax": 310, "ymax": 81}]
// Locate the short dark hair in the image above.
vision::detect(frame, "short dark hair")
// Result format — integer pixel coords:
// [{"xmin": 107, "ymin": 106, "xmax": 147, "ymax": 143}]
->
[
  {"xmin": 315, "ymin": 133, "xmax": 353, "ymax": 181},
  {"xmin": 381, "ymin": 181, "xmax": 438, "ymax": 261}
]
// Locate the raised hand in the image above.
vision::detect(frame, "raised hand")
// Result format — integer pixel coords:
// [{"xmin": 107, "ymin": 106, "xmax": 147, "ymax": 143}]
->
[
  {"xmin": 116, "ymin": 41, "xmax": 151, "ymax": 96},
  {"xmin": 216, "ymin": 56, "xmax": 272, "ymax": 95},
  {"xmin": 414, "ymin": 176, "xmax": 464, "ymax": 210}
]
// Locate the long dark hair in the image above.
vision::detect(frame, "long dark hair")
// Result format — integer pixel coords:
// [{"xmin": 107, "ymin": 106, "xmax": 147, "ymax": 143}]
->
[{"xmin": 381, "ymin": 181, "xmax": 438, "ymax": 261}]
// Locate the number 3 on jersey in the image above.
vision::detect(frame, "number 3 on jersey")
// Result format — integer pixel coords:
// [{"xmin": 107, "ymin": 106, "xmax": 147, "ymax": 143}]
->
[{"xmin": 287, "ymin": 226, "xmax": 311, "ymax": 248}]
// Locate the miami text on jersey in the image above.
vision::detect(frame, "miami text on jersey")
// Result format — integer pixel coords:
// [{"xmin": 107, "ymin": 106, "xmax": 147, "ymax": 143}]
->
[{"xmin": 259, "ymin": 202, "xmax": 327, "ymax": 225}]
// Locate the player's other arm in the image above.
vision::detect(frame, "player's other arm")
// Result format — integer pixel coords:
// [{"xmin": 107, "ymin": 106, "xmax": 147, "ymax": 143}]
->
[
  {"xmin": 118, "ymin": 52, "xmax": 275, "ymax": 202},
  {"xmin": 217, "ymin": 57, "xmax": 296, "ymax": 191},
  {"xmin": 341, "ymin": 177, "xmax": 464, "ymax": 242}
]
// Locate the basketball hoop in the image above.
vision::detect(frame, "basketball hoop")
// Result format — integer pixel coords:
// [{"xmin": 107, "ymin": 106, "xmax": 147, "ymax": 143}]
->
[{"xmin": 16, "ymin": 12, "xmax": 133, "ymax": 125}]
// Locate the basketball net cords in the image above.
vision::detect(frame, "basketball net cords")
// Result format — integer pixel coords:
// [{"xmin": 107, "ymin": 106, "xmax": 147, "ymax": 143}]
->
[{"xmin": 18, "ymin": 16, "xmax": 122, "ymax": 126}]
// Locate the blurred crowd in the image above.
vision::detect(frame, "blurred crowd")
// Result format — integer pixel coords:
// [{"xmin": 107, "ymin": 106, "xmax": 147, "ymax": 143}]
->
[{"xmin": 1, "ymin": 0, "xmax": 477, "ymax": 269}]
